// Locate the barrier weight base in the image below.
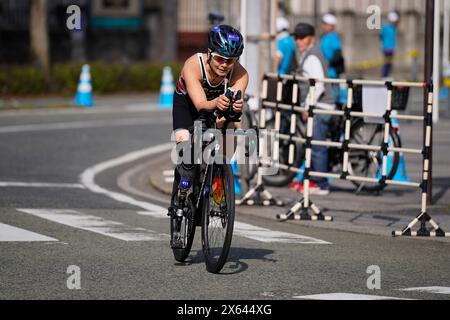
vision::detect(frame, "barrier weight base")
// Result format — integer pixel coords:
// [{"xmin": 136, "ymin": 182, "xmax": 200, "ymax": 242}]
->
[
  {"xmin": 393, "ymin": 211, "xmax": 450, "ymax": 237},
  {"xmin": 276, "ymin": 198, "xmax": 333, "ymax": 222},
  {"xmin": 236, "ymin": 183, "xmax": 284, "ymax": 207}
]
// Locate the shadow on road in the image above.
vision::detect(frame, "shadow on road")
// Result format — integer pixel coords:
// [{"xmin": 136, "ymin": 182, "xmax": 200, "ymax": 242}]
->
[{"xmin": 174, "ymin": 247, "xmax": 277, "ymax": 275}]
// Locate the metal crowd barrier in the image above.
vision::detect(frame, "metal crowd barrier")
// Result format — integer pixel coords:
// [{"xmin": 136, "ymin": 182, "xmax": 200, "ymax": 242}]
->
[{"xmin": 252, "ymin": 73, "xmax": 448, "ymax": 237}]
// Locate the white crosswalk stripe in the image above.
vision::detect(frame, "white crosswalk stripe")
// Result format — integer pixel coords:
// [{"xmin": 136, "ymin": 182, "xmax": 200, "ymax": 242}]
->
[
  {"xmin": 398, "ymin": 286, "xmax": 450, "ymax": 294},
  {"xmin": 9, "ymin": 207, "xmax": 330, "ymax": 245},
  {"xmin": 17, "ymin": 209, "xmax": 170, "ymax": 242},
  {"xmin": 0, "ymin": 222, "xmax": 59, "ymax": 242},
  {"xmin": 293, "ymin": 293, "xmax": 412, "ymax": 300},
  {"xmin": 234, "ymin": 221, "xmax": 331, "ymax": 244}
]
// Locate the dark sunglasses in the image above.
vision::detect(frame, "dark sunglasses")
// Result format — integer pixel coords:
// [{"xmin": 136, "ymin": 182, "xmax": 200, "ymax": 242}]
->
[{"xmin": 211, "ymin": 52, "xmax": 238, "ymax": 65}]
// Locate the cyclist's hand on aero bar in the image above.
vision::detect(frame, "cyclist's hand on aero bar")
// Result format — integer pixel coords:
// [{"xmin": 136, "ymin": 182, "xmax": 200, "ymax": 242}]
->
[
  {"xmin": 216, "ymin": 94, "xmax": 230, "ymax": 112},
  {"xmin": 231, "ymin": 91, "xmax": 243, "ymax": 113}
]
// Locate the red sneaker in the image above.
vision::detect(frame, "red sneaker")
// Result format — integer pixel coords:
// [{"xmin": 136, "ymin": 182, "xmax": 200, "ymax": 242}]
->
[
  {"xmin": 298, "ymin": 181, "xmax": 330, "ymax": 195},
  {"xmin": 290, "ymin": 179, "xmax": 301, "ymax": 191}
]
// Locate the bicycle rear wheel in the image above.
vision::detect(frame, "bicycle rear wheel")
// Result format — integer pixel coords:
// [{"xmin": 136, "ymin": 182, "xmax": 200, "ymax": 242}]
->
[
  {"xmin": 201, "ymin": 162, "xmax": 235, "ymax": 274},
  {"xmin": 348, "ymin": 121, "xmax": 400, "ymax": 192}
]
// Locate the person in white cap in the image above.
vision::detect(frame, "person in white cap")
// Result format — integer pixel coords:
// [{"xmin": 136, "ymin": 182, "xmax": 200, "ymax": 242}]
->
[
  {"xmin": 275, "ymin": 16, "xmax": 297, "ymax": 74},
  {"xmin": 320, "ymin": 13, "xmax": 345, "ymax": 104},
  {"xmin": 380, "ymin": 11, "xmax": 400, "ymax": 78}
]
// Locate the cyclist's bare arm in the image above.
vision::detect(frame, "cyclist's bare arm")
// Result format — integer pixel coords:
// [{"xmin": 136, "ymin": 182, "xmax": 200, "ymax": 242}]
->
[{"xmin": 182, "ymin": 55, "xmax": 222, "ymax": 112}]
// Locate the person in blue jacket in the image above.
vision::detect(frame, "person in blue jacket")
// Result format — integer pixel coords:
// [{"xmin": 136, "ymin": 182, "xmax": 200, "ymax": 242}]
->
[
  {"xmin": 380, "ymin": 11, "xmax": 399, "ymax": 78},
  {"xmin": 320, "ymin": 13, "xmax": 344, "ymax": 79},
  {"xmin": 320, "ymin": 13, "xmax": 345, "ymax": 104},
  {"xmin": 275, "ymin": 16, "xmax": 297, "ymax": 74}
]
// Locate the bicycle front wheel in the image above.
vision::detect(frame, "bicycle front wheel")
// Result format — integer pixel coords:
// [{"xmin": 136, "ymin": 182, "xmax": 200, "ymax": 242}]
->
[
  {"xmin": 201, "ymin": 162, "xmax": 235, "ymax": 274},
  {"xmin": 170, "ymin": 171, "xmax": 196, "ymax": 262}
]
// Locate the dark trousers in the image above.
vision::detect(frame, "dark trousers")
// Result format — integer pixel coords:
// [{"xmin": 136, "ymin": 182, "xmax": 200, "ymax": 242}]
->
[
  {"xmin": 382, "ymin": 50, "xmax": 394, "ymax": 78},
  {"xmin": 310, "ymin": 114, "xmax": 332, "ymax": 189}
]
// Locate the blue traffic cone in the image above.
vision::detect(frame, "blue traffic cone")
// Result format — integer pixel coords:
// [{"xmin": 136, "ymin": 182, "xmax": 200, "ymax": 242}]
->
[
  {"xmin": 295, "ymin": 161, "xmax": 306, "ymax": 181},
  {"xmin": 159, "ymin": 66, "xmax": 174, "ymax": 108},
  {"xmin": 377, "ymin": 114, "xmax": 410, "ymax": 183},
  {"xmin": 390, "ymin": 111, "xmax": 410, "ymax": 182},
  {"xmin": 74, "ymin": 64, "xmax": 94, "ymax": 107},
  {"xmin": 379, "ymin": 148, "xmax": 411, "ymax": 182},
  {"xmin": 392, "ymin": 153, "xmax": 410, "ymax": 182},
  {"xmin": 231, "ymin": 159, "xmax": 241, "ymax": 196}
]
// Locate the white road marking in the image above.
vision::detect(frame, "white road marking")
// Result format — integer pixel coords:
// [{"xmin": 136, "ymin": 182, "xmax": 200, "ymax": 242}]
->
[
  {"xmin": 398, "ymin": 286, "xmax": 450, "ymax": 294},
  {"xmin": 136, "ymin": 211, "xmax": 169, "ymax": 218},
  {"xmin": 79, "ymin": 143, "xmax": 174, "ymax": 218},
  {"xmin": 163, "ymin": 170, "xmax": 174, "ymax": 176},
  {"xmin": 0, "ymin": 103, "xmax": 163, "ymax": 117},
  {"xmin": 81, "ymin": 143, "xmax": 331, "ymax": 244},
  {"xmin": 0, "ymin": 182, "xmax": 85, "ymax": 189},
  {"xmin": 293, "ymin": 293, "xmax": 411, "ymax": 300},
  {"xmin": 164, "ymin": 177, "xmax": 174, "ymax": 183},
  {"xmin": 17, "ymin": 209, "xmax": 169, "ymax": 242},
  {"xmin": 0, "ymin": 222, "xmax": 58, "ymax": 242},
  {"xmin": 234, "ymin": 221, "xmax": 331, "ymax": 244},
  {"xmin": 0, "ymin": 117, "xmax": 171, "ymax": 134}
]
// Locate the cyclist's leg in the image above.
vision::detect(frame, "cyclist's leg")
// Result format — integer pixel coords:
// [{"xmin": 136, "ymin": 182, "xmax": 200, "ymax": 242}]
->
[
  {"xmin": 171, "ymin": 93, "xmax": 200, "ymax": 198},
  {"xmin": 173, "ymin": 129, "xmax": 197, "ymax": 197}
]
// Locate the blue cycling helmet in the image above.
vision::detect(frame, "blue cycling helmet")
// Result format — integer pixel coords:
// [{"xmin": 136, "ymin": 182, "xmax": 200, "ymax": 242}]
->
[{"xmin": 208, "ymin": 25, "xmax": 244, "ymax": 57}]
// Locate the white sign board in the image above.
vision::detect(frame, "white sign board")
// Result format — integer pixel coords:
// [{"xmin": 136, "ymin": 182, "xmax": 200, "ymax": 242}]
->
[{"xmin": 362, "ymin": 86, "xmax": 387, "ymax": 124}]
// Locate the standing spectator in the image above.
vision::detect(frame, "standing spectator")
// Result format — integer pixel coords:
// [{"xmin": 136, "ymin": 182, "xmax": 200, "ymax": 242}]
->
[
  {"xmin": 320, "ymin": 13, "xmax": 345, "ymax": 79},
  {"xmin": 320, "ymin": 13, "xmax": 345, "ymax": 105},
  {"xmin": 292, "ymin": 23, "xmax": 335, "ymax": 195},
  {"xmin": 275, "ymin": 16, "xmax": 297, "ymax": 75},
  {"xmin": 380, "ymin": 11, "xmax": 399, "ymax": 78}
]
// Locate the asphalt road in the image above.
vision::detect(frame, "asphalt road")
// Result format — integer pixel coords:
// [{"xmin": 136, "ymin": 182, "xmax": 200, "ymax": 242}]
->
[{"xmin": 0, "ymin": 105, "xmax": 449, "ymax": 300}]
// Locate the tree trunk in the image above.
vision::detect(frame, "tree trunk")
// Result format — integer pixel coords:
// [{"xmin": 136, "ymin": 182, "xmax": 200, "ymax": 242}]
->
[
  {"xmin": 161, "ymin": 0, "xmax": 177, "ymax": 62},
  {"xmin": 30, "ymin": 0, "xmax": 49, "ymax": 73}
]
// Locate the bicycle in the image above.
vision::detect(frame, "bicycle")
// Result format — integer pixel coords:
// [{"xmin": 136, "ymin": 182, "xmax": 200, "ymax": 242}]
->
[{"xmin": 168, "ymin": 89, "xmax": 241, "ymax": 273}]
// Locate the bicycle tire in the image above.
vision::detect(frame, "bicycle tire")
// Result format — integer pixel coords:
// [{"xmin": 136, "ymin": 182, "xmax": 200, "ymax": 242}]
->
[
  {"xmin": 201, "ymin": 161, "xmax": 235, "ymax": 274},
  {"xmin": 170, "ymin": 174, "xmax": 196, "ymax": 262},
  {"xmin": 262, "ymin": 116, "xmax": 304, "ymax": 187},
  {"xmin": 348, "ymin": 120, "xmax": 400, "ymax": 192}
]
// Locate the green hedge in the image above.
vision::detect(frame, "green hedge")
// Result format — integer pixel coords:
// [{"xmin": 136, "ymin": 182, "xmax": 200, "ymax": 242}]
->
[{"xmin": 0, "ymin": 62, "xmax": 183, "ymax": 96}]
